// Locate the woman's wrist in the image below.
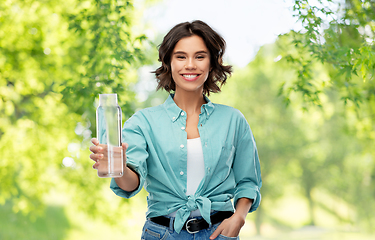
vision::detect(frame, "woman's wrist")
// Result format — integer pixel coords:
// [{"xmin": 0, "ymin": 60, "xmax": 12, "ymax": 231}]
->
[
  {"xmin": 231, "ymin": 212, "xmax": 246, "ymax": 227},
  {"xmin": 115, "ymin": 166, "xmax": 140, "ymax": 192},
  {"xmin": 234, "ymin": 198, "xmax": 253, "ymax": 220}
]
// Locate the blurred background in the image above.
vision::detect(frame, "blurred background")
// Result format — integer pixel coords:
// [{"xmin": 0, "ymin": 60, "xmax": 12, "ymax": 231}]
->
[{"xmin": 1, "ymin": 0, "xmax": 374, "ymax": 239}]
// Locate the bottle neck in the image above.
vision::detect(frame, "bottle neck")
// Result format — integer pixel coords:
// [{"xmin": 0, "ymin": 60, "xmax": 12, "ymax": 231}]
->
[{"xmin": 99, "ymin": 94, "xmax": 118, "ymax": 106}]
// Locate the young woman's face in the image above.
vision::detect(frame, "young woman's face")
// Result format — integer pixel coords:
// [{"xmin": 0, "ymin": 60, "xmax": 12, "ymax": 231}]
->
[{"xmin": 170, "ymin": 35, "xmax": 211, "ymax": 95}]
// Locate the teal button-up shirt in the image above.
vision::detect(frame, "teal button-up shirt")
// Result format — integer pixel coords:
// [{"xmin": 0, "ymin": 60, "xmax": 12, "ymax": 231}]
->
[{"xmin": 110, "ymin": 94, "xmax": 262, "ymax": 233}]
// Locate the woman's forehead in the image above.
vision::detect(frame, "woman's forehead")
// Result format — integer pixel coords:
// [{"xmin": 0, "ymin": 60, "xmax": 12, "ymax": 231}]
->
[{"xmin": 173, "ymin": 35, "xmax": 208, "ymax": 53}]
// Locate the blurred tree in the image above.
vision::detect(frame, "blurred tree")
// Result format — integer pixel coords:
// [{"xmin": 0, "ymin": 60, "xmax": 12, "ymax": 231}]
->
[
  {"xmin": 278, "ymin": 2, "xmax": 375, "ymax": 231},
  {"xmin": 281, "ymin": 0, "xmax": 375, "ymax": 144},
  {"xmin": 0, "ymin": 0, "xmax": 148, "ymax": 223},
  {"xmin": 212, "ymin": 42, "xmax": 307, "ymax": 233},
  {"xmin": 212, "ymin": 33, "xmax": 374, "ymax": 233},
  {"xmin": 281, "ymin": 0, "xmax": 375, "ymax": 108}
]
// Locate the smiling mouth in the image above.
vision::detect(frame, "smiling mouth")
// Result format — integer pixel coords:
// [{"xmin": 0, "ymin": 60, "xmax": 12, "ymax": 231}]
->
[
  {"xmin": 182, "ymin": 74, "xmax": 199, "ymax": 78},
  {"xmin": 181, "ymin": 74, "xmax": 200, "ymax": 81}
]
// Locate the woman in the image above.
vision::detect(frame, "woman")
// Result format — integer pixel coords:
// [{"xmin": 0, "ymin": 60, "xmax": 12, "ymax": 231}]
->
[{"xmin": 90, "ymin": 20, "xmax": 262, "ymax": 240}]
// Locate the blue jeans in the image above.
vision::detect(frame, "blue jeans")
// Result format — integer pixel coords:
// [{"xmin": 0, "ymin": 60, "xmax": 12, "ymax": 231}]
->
[{"xmin": 141, "ymin": 216, "xmax": 240, "ymax": 240}]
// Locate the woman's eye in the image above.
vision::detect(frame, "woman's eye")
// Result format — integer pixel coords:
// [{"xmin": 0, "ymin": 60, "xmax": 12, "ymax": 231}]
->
[
  {"xmin": 196, "ymin": 55, "xmax": 205, "ymax": 59},
  {"xmin": 176, "ymin": 55, "xmax": 185, "ymax": 59}
]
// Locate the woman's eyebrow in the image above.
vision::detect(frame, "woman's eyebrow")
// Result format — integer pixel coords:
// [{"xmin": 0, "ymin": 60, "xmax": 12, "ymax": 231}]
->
[
  {"xmin": 195, "ymin": 51, "xmax": 209, "ymax": 55},
  {"xmin": 173, "ymin": 51, "xmax": 186, "ymax": 55},
  {"xmin": 173, "ymin": 50, "xmax": 208, "ymax": 55}
]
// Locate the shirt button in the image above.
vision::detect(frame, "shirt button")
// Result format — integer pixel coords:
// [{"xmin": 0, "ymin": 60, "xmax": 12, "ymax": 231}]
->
[
  {"xmin": 181, "ymin": 127, "xmax": 185, "ymax": 130},
  {"xmin": 180, "ymin": 171, "xmax": 184, "ymax": 175},
  {"xmin": 180, "ymin": 144, "xmax": 184, "ymax": 148},
  {"xmin": 181, "ymin": 112, "xmax": 185, "ymax": 116},
  {"xmin": 207, "ymin": 112, "xmax": 209, "ymax": 115},
  {"xmin": 172, "ymin": 117, "xmax": 176, "ymax": 120}
]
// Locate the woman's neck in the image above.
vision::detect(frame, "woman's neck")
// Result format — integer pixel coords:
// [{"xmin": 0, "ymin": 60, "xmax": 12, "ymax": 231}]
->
[{"xmin": 173, "ymin": 89, "xmax": 206, "ymax": 115}]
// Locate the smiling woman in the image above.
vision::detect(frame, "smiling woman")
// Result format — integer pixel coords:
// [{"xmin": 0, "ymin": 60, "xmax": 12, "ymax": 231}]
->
[
  {"xmin": 154, "ymin": 20, "xmax": 232, "ymax": 96},
  {"xmin": 171, "ymin": 35, "xmax": 211, "ymax": 94},
  {"xmin": 90, "ymin": 20, "xmax": 262, "ymax": 240}
]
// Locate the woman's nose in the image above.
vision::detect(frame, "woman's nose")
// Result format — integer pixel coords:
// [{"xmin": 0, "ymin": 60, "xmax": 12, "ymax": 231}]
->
[{"xmin": 185, "ymin": 58, "xmax": 196, "ymax": 69}]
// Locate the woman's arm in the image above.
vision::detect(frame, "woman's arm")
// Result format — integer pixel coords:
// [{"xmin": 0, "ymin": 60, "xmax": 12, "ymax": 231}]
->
[
  {"xmin": 209, "ymin": 198, "xmax": 253, "ymax": 239},
  {"xmin": 114, "ymin": 152, "xmax": 140, "ymax": 192}
]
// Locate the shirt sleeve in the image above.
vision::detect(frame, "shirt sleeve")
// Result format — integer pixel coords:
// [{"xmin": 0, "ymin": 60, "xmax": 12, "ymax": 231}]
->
[
  {"xmin": 232, "ymin": 118, "xmax": 262, "ymax": 212},
  {"xmin": 110, "ymin": 113, "xmax": 149, "ymax": 199}
]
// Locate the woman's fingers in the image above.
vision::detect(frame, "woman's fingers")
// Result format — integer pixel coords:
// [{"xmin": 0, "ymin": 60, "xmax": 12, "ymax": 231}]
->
[
  {"xmin": 89, "ymin": 144, "xmax": 103, "ymax": 154},
  {"xmin": 91, "ymin": 141, "xmax": 126, "ymax": 170},
  {"xmin": 210, "ymin": 225, "xmax": 223, "ymax": 240},
  {"xmin": 90, "ymin": 152, "xmax": 102, "ymax": 160},
  {"xmin": 122, "ymin": 143, "xmax": 128, "ymax": 156},
  {"xmin": 91, "ymin": 138, "xmax": 99, "ymax": 145},
  {"xmin": 122, "ymin": 142, "xmax": 129, "ymax": 151},
  {"xmin": 90, "ymin": 138, "xmax": 104, "ymax": 170},
  {"xmin": 92, "ymin": 161, "xmax": 100, "ymax": 169}
]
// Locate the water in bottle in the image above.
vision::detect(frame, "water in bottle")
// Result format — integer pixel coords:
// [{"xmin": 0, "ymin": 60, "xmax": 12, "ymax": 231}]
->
[{"xmin": 96, "ymin": 94, "xmax": 124, "ymax": 178}]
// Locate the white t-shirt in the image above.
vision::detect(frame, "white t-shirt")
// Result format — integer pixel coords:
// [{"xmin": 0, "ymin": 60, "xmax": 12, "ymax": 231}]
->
[
  {"xmin": 186, "ymin": 137, "xmax": 205, "ymax": 196},
  {"xmin": 168, "ymin": 137, "xmax": 205, "ymax": 217}
]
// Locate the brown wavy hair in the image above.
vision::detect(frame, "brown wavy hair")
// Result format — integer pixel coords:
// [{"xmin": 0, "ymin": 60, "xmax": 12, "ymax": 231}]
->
[{"xmin": 153, "ymin": 20, "xmax": 232, "ymax": 96}]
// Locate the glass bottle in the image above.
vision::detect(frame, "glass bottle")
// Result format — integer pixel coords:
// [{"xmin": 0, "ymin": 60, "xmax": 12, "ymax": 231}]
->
[{"xmin": 96, "ymin": 94, "xmax": 124, "ymax": 178}]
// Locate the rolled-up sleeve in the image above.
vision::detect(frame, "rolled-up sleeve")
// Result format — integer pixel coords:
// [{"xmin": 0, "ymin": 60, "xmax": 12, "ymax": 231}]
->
[
  {"xmin": 110, "ymin": 114, "xmax": 149, "ymax": 199},
  {"xmin": 232, "ymin": 123, "xmax": 262, "ymax": 212}
]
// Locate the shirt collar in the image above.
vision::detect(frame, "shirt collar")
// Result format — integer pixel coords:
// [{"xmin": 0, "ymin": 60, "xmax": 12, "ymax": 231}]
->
[
  {"xmin": 163, "ymin": 94, "xmax": 215, "ymax": 122},
  {"xmin": 201, "ymin": 95, "xmax": 215, "ymax": 119}
]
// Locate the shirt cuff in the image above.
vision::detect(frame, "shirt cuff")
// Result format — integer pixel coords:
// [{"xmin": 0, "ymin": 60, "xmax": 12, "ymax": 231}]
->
[{"xmin": 233, "ymin": 186, "xmax": 261, "ymax": 213}]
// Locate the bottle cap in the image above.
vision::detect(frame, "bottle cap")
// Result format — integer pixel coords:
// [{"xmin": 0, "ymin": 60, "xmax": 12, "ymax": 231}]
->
[{"xmin": 99, "ymin": 94, "xmax": 118, "ymax": 106}]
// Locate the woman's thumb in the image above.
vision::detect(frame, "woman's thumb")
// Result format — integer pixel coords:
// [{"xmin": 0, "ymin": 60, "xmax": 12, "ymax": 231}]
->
[{"xmin": 122, "ymin": 143, "xmax": 129, "ymax": 154}]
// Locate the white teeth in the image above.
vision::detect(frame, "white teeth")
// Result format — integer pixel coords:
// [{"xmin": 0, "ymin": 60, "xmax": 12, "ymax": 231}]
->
[{"xmin": 183, "ymin": 74, "xmax": 198, "ymax": 78}]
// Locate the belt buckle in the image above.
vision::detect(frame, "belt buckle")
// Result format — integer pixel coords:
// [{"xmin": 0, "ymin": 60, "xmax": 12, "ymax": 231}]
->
[{"xmin": 185, "ymin": 218, "xmax": 199, "ymax": 234}]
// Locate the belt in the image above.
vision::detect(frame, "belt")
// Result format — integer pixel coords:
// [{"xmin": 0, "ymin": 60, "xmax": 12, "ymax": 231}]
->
[{"xmin": 150, "ymin": 211, "xmax": 233, "ymax": 234}]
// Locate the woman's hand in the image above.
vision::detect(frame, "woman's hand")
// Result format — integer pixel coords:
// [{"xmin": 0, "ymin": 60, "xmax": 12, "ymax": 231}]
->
[
  {"xmin": 89, "ymin": 138, "xmax": 104, "ymax": 170},
  {"xmin": 89, "ymin": 138, "xmax": 128, "ymax": 173},
  {"xmin": 90, "ymin": 138, "xmax": 139, "ymax": 191},
  {"xmin": 209, "ymin": 213, "xmax": 245, "ymax": 239},
  {"xmin": 210, "ymin": 198, "xmax": 253, "ymax": 239}
]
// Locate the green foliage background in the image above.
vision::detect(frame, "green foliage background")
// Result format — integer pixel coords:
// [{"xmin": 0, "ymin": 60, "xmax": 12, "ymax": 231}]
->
[
  {"xmin": 0, "ymin": 0, "xmax": 148, "ymax": 233},
  {"xmin": 0, "ymin": 0, "xmax": 374, "ymax": 239}
]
